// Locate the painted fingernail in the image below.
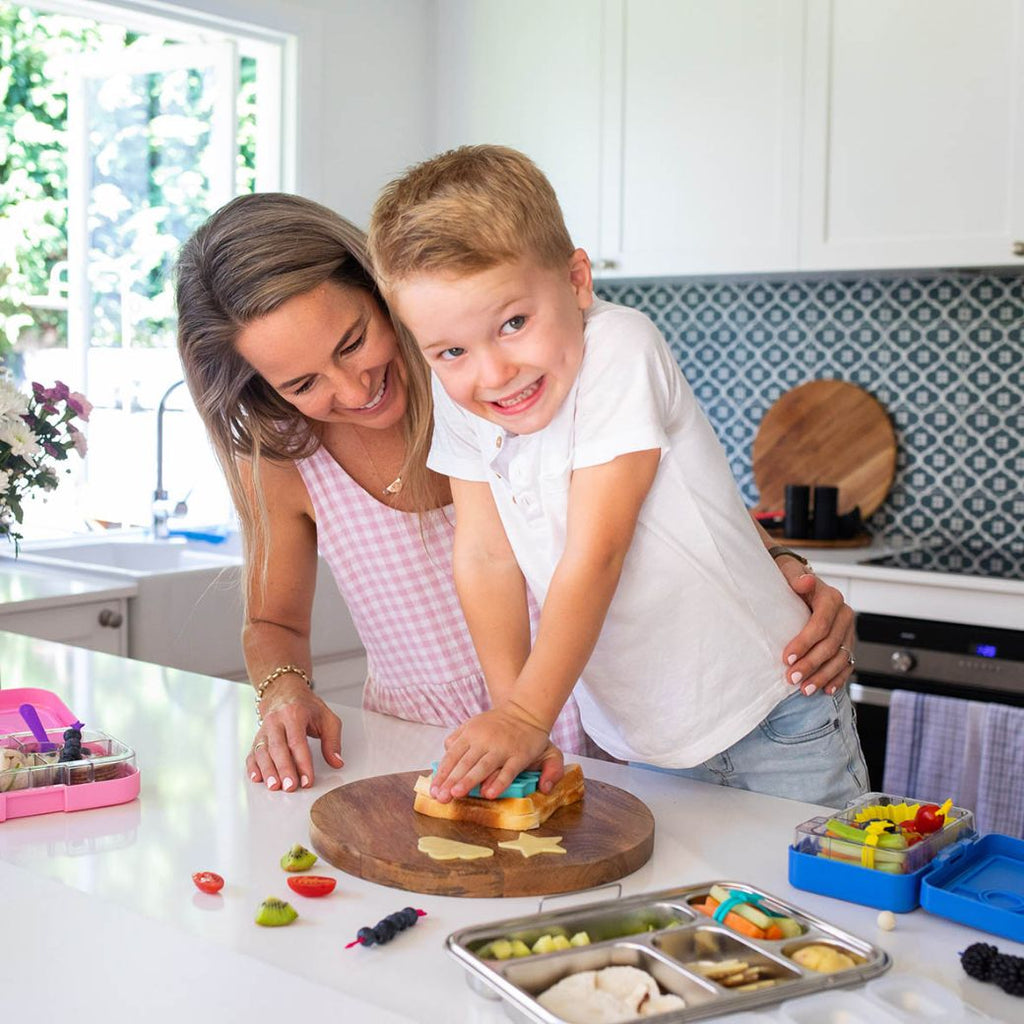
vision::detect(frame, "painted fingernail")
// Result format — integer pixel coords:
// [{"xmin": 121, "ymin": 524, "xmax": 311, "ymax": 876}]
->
[
  {"xmin": 787, "ymin": 654, "xmax": 798, "ymax": 665},
  {"xmin": 329, "ymin": 751, "xmax": 344, "ymax": 766},
  {"xmin": 282, "ymin": 776, "xmax": 295, "ymax": 791},
  {"xmin": 266, "ymin": 776, "xmax": 278, "ymax": 789},
  {"xmin": 300, "ymin": 774, "xmax": 310, "ymax": 788},
  {"xmin": 802, "ymin": 683, "xmax": 817, "ymax": 696},
  {"xmin": 790, "ymin": 671, "xmax": 803, "ymax": 685},
  {"xmin": 250, "ymin": 771, "xmax": 259, "ymax": 782}
]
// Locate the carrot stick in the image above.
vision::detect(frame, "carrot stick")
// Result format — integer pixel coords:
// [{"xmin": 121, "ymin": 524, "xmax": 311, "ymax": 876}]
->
[{"xmin": 694, "ymin": 894, "xmax": 767, "ymax": 939}]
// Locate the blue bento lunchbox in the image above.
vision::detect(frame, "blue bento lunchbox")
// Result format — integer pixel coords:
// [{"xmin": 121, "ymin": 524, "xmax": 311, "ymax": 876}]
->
[{"xmin": 788, "ymin": 791, "xmax": 1024, "ymax": 942}]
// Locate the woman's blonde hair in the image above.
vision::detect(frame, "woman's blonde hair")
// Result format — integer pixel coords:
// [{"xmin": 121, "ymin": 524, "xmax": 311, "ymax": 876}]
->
[
  {"xmin": 368, "ymin": 144, "xmax": 575, "ymax": 288},
  {"xmin": 175, "ymin": 192, "xmax": 435, "ymax": 592}
]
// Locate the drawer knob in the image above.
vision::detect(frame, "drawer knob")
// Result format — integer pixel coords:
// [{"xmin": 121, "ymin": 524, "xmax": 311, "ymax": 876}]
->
[{"xmin": 98, "ymin": 609, "xmax": 123, "ymax": 629}]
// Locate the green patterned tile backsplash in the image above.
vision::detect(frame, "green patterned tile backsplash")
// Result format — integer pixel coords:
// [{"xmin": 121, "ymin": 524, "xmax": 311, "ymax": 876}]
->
[{"xmin": 597, "ymin": 271, "xmax": 1023, "ymax": 565}]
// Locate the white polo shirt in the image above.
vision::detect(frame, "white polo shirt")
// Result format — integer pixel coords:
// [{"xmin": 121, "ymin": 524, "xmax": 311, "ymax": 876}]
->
[{"xmin": 428, "ymin": 299, "xmax": 807, "ymax": 767}]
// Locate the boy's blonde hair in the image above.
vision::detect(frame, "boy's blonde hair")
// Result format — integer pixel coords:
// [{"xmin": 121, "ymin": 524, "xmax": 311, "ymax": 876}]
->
[{"xmin": 369, "ymin": 145, "xmax": 574, "ymax": 287}]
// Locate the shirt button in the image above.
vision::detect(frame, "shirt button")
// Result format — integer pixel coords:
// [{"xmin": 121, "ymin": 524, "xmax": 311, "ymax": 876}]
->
[{"xmin": 495, "ymin": 436, "xmax": 503, "ymax": 449}]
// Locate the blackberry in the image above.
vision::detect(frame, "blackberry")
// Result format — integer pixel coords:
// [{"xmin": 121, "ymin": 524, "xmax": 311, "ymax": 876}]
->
[
  {"xmin": 960, "ymin": 942, "xmax": 999, "ymax": 982},
  {"xmin": 990, "ymin": 952, "xmax": 1024, "ymax": 997},
  {"xmin": 63, "ymin": 728, "xmax": 82, "ymax": 741}
]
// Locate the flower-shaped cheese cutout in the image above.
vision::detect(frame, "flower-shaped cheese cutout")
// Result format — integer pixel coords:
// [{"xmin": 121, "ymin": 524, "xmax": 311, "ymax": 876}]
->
[
  {"xmin": 498, "ymin": 832, "xmax": 567, "ymax": 858},
  {"xmin": 417, "ymin": 836, "xmax": 493, "ymax": 860}
]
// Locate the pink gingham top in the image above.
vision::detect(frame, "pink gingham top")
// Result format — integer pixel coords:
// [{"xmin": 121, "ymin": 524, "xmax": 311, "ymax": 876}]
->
[{"xmin": 295, "ymin": 445, "xmax": 590, "ymax": 754}]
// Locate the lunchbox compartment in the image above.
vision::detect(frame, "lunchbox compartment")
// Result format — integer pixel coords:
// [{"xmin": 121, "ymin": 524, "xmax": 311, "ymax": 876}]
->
[
  {"xmin": 653, "ymin": 924, "xmax": 802, "ymax": 990},
  {"xmin": 500, "ymin": 941, "xmax": 719, "ymax": 1009},
  {"xmin": 783, "ymin": 938, "xmax": 867, "ymax": 974},
  {"xmin": 470, "ymin": 900, "xmax": 695, "ymax": 960},
  {"xmin": 688, "ymin": 882, "xmax": 809, "ymax": 939},
  {"xmin": 793, "ymin": 793, "xmax": 976, "ymax": 878}
]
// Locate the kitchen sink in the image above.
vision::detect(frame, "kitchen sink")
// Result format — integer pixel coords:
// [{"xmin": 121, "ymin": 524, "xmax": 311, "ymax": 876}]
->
[{"xmin": 13, "ymin": 537, "xmax": 240, "ymax": 577}]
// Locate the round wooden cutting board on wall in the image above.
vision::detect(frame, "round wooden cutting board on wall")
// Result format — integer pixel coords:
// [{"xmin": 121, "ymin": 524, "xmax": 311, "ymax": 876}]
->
[{"xmin": 752, "ymin": 380, "xmax": 897, "ymax": 533}]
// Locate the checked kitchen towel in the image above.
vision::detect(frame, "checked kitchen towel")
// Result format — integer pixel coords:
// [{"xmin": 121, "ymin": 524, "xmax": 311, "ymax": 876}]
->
[{"xmin": 883, "ymin": 691, "xmax": 1024, "ymax": 838}]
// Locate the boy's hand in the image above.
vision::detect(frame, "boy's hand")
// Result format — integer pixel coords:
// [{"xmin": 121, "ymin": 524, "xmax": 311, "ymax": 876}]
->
[{"xmin": 432, "ymin": 705, "xmax": 560, "ymax": 802}]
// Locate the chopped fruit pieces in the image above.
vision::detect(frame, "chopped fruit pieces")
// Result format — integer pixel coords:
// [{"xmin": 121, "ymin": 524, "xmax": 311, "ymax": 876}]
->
[
  {"xmin": 913, "ymin": 803, "xmax": 945, "ymax": 834},
  {"xmin": 478, "ymin": 930, "xmax": 593, "ymax": 960},
  {"xmin": 279, "ymin": 843, "xmax": 317, "ymax": 871},
  {"xmin": 286, "ymin": 875, "xmax": 336, "ymax": 897},
  {"xmin": 255, "ymin": 897, "xmax": 298, "ymax": 926},
  {"xmin": 191, "ymin": 871, "xmax": 224, "ymax": 894}
]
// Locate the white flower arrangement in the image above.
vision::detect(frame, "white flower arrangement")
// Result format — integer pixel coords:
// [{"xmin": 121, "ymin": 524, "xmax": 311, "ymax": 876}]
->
[{"xmin": 0, "ymin": 372, "xmax": 91, "ymax": 549}]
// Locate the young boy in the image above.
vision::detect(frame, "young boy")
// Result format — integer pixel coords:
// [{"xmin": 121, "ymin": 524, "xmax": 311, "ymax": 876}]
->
[{"xmin": 368, "ymin": 145, "xmax": 867, "ymax": 806}]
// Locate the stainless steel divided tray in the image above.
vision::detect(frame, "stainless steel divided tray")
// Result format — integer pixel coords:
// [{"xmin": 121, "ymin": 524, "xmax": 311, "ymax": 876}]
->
[{"xmin": 446, "ymin": 880, "xmax": 891, "ymax": 1023}]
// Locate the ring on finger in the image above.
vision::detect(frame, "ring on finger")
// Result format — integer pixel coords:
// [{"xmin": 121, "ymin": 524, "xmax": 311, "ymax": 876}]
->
[
  {"xmin": 838, "ymin": 644, "xmax": 856, "ymax": 667},
  {"xmin": 253, "ymin": 740, "xmax": 267, "ymax": 753}
]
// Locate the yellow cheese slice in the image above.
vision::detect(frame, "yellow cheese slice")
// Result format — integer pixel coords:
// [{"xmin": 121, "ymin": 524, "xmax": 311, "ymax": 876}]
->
[
  {"xmin": 497, "ymin": 832, "xmax": 567, "ymax": 858},
  {"xmin": 417, "ymin": 836, "xmax": 494, "ymax": 860}
]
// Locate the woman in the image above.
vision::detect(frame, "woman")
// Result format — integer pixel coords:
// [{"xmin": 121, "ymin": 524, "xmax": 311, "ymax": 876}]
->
[{"xmin": 175, "ymin": 193, "xmax": 855, "ymax": 793}]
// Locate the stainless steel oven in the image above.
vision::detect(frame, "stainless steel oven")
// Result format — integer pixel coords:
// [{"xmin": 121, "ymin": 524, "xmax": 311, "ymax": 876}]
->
[{"xmin": 850, "ymin": 612, "xmax": 1024, "ymax": 790}]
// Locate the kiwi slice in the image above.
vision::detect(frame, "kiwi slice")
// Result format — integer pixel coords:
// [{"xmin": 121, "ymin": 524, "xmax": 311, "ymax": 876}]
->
[
  {"xmin": 255, "ymin": 897, "xmax": 298, "ymax": 927},
  {"xmin": 280, "ymin": 843, "xmax": 317, "ymax": 871}
]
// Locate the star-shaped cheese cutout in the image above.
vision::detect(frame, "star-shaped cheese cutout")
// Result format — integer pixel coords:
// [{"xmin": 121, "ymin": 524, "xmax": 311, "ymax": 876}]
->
[
  {"xmin": 417, "ymin": 836, "xmax": 494, "ymax": 860},
  {"xmin": 497, "ymin": 832, "xmax": 567, "ymax": 858}
]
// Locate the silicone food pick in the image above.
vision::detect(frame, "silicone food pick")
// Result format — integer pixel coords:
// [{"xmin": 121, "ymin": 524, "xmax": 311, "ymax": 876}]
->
[{"xmin": 18, "ymin": 703, "xmax": 57, "ymax": 752}]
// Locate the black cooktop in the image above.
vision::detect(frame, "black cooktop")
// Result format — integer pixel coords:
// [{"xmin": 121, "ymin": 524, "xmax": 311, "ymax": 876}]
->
[{"xmin": 861, "ymin": 542, "xmax": 1024, "ymax": 582}]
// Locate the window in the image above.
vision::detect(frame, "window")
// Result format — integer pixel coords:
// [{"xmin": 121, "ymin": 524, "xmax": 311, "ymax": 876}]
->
[{"xmin": 1, "ymin": 0, "xmax": 291, "ymax": 535}]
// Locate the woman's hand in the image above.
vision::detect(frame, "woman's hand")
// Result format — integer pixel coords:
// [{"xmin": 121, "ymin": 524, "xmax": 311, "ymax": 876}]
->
[
  {"xmin": 246, "ymin": 677, "xmax": 344, "ymax": 791},
  {"xmin": 777, "ymin": 558, "xmax": 856, "ymax": 697}
]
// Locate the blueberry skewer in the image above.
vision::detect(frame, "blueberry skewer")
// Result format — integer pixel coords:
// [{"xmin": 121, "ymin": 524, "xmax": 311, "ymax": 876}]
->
[{"xmin": 345, "ymin": 907, "xmax": 426, "ymax": 948}]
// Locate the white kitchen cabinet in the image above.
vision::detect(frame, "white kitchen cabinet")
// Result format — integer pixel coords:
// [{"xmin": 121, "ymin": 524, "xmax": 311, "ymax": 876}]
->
[
  {"xmin": 800, "ymin": 0, "xmax": 1024, "ymax": 271},
  {"xmin": 434, "ymin": 0, "xmax": 604, "ymax": 258},
  {"xmin": 0, "ymin": 598, "xmax": 128, "ymax": 656},
  {"xmin": 435, "ymin": 0, "xmax": 803, "ymax": 276},
  {"xmin": 435, "ymin": 0, "xmax": 1024, "ymax": 277},
  {"xmin": 598, "ymin": 0, "xmax": 805, "ymax": 276}
]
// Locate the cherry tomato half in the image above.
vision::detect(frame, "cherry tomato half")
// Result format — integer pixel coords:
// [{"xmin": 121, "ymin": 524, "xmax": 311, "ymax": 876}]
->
[
  {"xmin": 914, "ymin": 804, "xmax": 945, "ymax": 834},
  {"xmin": 192, "ymin": 870, "xmax": 225, "ymax": 894},
  {"xmin": 286, "ymin": 875, "xmax": 337, "ymax": 898}
]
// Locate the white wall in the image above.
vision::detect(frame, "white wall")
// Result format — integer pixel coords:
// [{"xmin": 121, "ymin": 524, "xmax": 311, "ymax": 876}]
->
[{"xmin": 131, "ymin": 0, "xmax": 438, "ymax": 225}]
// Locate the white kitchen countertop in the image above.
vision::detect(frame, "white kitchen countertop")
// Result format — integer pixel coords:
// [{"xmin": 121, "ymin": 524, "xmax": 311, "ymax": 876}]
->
[
  {"xmin": 1, "ymin": 632, "xmax": 1020, "ymax": 1021},
  {"xmin": 0, "ymin": 559, "xmax": 135, "ymax": 611}
]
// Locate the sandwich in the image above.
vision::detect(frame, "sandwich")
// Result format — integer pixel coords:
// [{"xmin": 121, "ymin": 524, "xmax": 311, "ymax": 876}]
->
[{"xmin": 413, "ymin": 763, "xmax": 585, "ymax": 830}]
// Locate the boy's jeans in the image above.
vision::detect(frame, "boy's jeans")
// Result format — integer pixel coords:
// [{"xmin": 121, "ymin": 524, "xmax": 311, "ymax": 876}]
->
[{"xmin": 635, "ymin": 686, "xmax": 869, "ymax": 806}]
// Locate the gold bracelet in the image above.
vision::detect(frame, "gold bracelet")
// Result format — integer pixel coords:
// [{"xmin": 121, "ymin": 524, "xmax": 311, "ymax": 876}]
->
[{"xmin": 255, "ymin": 664, "xmax": 312, "ymax": 724}]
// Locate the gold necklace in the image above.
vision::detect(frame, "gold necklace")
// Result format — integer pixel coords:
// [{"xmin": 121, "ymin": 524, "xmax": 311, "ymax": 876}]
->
[{"xmin": 349, "ymin": 427, "xmax": 404, "ymax": 497}]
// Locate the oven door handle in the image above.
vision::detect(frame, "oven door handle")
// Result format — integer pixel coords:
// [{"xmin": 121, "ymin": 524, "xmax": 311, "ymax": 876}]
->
[{"xmin": 849, "ymin": 681, "xmax": 892, "ymax": 708}]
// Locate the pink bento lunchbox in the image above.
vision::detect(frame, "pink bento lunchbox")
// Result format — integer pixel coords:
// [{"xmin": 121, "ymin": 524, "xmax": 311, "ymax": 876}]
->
[{"xmin": 0, "ymin": 686, "xmax": 140, "ymax": 821}]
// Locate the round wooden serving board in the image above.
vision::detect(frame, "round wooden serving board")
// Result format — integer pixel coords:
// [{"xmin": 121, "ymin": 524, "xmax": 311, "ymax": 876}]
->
[
  {"xmin": 309, "ymin": 771, "xmax": 655, "ymax": 898},
  {"xmin": 752, "ymin": 380, "xmax": 897, "ymax": 518}
]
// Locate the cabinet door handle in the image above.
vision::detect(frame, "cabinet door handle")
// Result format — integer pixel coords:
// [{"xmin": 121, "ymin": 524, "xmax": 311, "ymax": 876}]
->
[
  {"xmin": 1014, "ymin": 241, "xmax": 1024, "ymax": 257},
  {"xmin": 98, "ymin": 609, "xmax": 124, "ymax": 629},
  {"xmin": 591, "ymin": 258, "xmax": 619, "ymax": 271}
]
